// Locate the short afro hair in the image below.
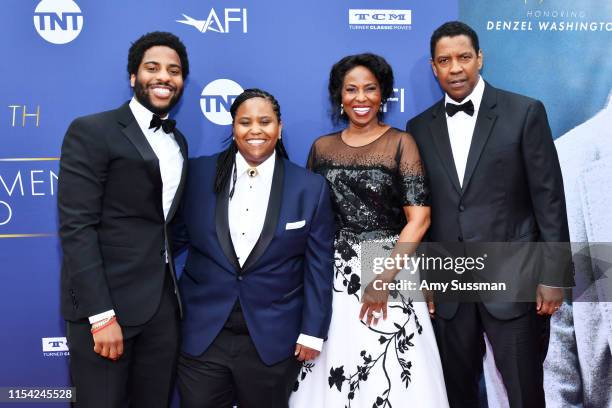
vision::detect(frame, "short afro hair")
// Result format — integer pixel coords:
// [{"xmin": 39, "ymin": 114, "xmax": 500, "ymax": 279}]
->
[
  {"xmin": 127, "ymin": 31, "xmax": 189, "ymax": 79},
  {"xmin": 430, "ymin": 21, "xmax": 480, "ymax": 59},
  {"xmin": 328, "ymin": 53, "xmax": 394, "ymax": 124}
]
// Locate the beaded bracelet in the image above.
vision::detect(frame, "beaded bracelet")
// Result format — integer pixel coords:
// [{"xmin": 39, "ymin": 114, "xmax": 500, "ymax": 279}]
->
[{"xmin": 90, "ymin": 316, "xmax": 117, "ymax": 334}]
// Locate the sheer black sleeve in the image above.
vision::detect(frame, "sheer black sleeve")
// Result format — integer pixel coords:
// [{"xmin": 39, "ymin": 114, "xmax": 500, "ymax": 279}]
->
[{"xmin": 397, "ymin": 133, "xmax": 430, "ymax": 206}]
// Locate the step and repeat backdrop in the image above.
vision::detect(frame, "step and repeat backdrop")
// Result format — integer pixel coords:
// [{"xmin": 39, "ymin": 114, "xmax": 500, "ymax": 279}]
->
[{"xmin": 1, "ymin": 0, "xmax": 610, "ymax": 406}]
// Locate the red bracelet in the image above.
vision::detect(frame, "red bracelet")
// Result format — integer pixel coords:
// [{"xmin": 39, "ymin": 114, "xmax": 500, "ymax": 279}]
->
[{"xmin": 91, "ymin": 316, "xmax": 117, "ymax": 334}]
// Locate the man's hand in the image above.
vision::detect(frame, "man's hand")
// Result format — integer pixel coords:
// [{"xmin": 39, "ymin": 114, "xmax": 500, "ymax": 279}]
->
[
  {"xmin": 359, "ymin": 278, "xmax": 389, "ymax": 326},
  {"xmin": 423, "ymin": 289, "xmax": 435, "ymax": 318},
  {"xmin": 536, "ymin": 284, "xmax": 564, "ymax": 315},
  {"xmin": 92, "ymin": 320, "xmax": 123, "ymax": 361},
  {"xmin": 295, "ymin": 343, "xmax": 320, "ymax": 362}
]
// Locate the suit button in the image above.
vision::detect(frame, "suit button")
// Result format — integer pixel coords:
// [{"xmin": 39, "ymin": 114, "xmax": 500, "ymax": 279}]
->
[
  {"xmin": 458, "ymin": 236, "xmax": 464, "ymax": 242},
  {"xmin": 459, "ymin": 205, "xmax": 465, "ymax": 212},
  {"xmin": 237, "ymin": 275, "xmax": 243, "ymax": 281}
]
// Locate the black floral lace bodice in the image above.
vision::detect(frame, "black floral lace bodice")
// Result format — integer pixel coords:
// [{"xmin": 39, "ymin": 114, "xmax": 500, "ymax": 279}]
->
[{"xmin": 308, "ymin": 127, "xmax": 430, "ymax": 238}]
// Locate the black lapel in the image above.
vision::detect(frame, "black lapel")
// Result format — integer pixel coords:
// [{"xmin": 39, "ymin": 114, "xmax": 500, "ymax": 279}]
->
[
  {"xmin": 117, "ymin": 102, "xmax": 163, "ymax": 216},
  {"xmin": 166, "ymin": 129, "xmax": 188, "ymax": 223},
  {"xmin": 215, "ymin": 168, "xmax": 241, "ymax": 272},
  {"xmin": 429, "ymin": 101, "xmax": 462, "ymax": 194},
  {"xmin": 242, "ymin": 156, "xmax": 284, "ymax": 273},
  {"xmin": 461, "ymin": 83, "xmax": 498, "ymax": 193}
]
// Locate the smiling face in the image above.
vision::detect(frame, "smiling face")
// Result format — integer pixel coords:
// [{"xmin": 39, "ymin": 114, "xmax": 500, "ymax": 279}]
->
[
  {"xmin": 341, "ymin": 65, "xmax": 382, "ymax": 128},
  {"xmin": 130, "ymin": 45, "xmax": 184, "ymax": 115},
  {"xmin": 233, "ymin": 97, "xmax": 282, "ymax": 167},
  {"xmin": 431, "ymin": 34, "xmax": 483, "ymax": 102}
]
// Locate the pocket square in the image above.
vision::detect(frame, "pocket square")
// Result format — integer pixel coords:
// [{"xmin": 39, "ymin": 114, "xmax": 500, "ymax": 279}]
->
[{"xmin": 285, "ymin": 220, "xmax": 306, "ymax": 230}]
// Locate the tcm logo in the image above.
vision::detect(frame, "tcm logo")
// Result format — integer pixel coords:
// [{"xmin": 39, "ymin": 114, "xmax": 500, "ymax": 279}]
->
[
  {"xmin": 200, "ymin": 79, "xmax": 244, "ymax": 126},
  {"xmin": 177, "ymin": 8, "xmax": 248, "ymax": 34},
  {"xmin": 349, "ymin": 9, "xmax": 412, "ymax": 25},
  {"xmin": 42, "ymin": 337, "xmax": 69, "ymax": 357},
  {"xmin": 33, "ymin": 0, "xmax": 83, "ymax": 44}
]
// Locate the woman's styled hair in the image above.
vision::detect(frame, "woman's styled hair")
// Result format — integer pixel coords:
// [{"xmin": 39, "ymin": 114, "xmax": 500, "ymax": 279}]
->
[
  {"xmin": 214, "ymin": 88, "xmax": 289, "ymax": 195},
  {"xmin": 328, "ymin": 53, "xmax": 394, "ymax": 124}
]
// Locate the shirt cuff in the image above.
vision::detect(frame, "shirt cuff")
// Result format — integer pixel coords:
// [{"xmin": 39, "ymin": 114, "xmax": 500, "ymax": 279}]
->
[
  {"xmin": 539, "ymin": 284, "xmax": 571, "ymax": 289},
  {"xmin": 297, "ymin": 333, "xmax": 323, "ymax": 352},
  {"xmin": 88, "ymin": 310, "xmax": 115, "ymax": 324}
]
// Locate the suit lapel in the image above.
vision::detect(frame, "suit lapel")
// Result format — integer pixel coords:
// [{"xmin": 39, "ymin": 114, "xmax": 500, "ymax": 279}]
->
[
  {"xmin": 166, "ymin": 129, "xmax": 188, "ymax": 223},
  {"xmin": 429, "ymin": 101, "xmax": 462, "ymax": 194},
  {"xmin": 215, "ymin": 173, "xmax": 241, "ymax": 271},
  {"xmin": 117, "ymin": 103, "xmax": 163, "ymax": 216},
  {"xmin": 461, "ymin": 83, "xmax": 498, "ymax": 193},
  {"xmin": 242, "ymin": 156, "xmax": 284, "ymax": 273}
]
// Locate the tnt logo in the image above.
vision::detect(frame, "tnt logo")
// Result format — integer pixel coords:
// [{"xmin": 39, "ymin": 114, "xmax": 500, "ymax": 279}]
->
[
  {"xmin": 200, "ymin": 79, "xmax": 244, "ymax": 126},
  {"xmin": 42, "ymin": 337, "xmax": 69, "ymax": 352},
  {"xmin": 34, "ymin": 0, "xmax": 83, "ymax": 44}
]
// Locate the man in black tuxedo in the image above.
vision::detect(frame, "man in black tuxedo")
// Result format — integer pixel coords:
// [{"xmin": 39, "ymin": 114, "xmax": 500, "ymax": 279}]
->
[
  {"xmin": 407, "ymin": 21, "xmax": 574, "ymax": 407},
  {"xmin": 58, "ymin": 32, "xmax": 189, "ymax": 407}
]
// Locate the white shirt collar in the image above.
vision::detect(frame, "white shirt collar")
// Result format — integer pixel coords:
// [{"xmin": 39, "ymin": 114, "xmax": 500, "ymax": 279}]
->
[
  {"xmin": 129, "ymin": 97, "xmax": 169, "ymax": 134},
  {"xmin": 444, "ymin": 75, "xmax": 485, "ymax": 116},
  {"xmin": 235, "ymin": 150, "xmax": 276, "ymax": 183}
]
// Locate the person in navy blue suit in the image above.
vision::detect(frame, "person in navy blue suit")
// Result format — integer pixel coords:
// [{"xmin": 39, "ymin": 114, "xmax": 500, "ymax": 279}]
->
[{"xmin": 174, "ymin": 88, "xmax": 335, "ymax": 408}]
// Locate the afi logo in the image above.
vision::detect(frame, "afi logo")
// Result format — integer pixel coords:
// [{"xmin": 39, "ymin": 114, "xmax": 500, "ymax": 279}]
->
[
  {"xmin": 33, "ymin": 0, "xmax": 83, "ymax": 44},
  {"xmin": 42, "ymin": 337, "xmax": 69, "ymax": 352},
  {"xmin": 349, "ymin": 9, "xmax": 412, "ymax": 25},
  {"xmin": 177, "ymin": 8, "xmax": 248, "ymax": 34},
  {"xmin": 200, "ymin": 79, "xmax": 244, "ymax": 126},
  {"xmin": 383, "ymin": 88, "xmax": 406, "ymax": 113}
]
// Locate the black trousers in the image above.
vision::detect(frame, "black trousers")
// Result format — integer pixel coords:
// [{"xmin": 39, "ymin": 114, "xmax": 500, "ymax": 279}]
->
[
  {"xmin": 434, "ymin": 303, "xmax": 550, "ymax": 408},
  {"xmin": 66, "ymin": 271, "xmax": 180, "ymax": 408},
  {"xmin": 177, "ymin": 304, "xmax": 301, "ymax": 408}
]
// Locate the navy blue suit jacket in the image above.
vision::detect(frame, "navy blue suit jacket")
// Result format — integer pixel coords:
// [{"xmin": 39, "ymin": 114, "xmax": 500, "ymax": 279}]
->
[{"xmin": 174, "ymin": 154, "xmax": 334, "ymax": 365}]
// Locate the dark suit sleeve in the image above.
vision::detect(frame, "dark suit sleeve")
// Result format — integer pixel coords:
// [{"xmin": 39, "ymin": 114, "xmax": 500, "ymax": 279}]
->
[
  {"xmin": 521, "ymin": 101, "xmax": 573, "ymax": 286},
  {"xmin": 170, "ymin": 202, "xmax": 189, "ymax": 255},
  {"xmin": 58, "ymin": 118, "xmax": 114, "ymax": 317},
  {"xmin": 405, "ymin": 118, "xmax": 414, "ymax": 134},
  {"xmin": 301, "ymin": 178, "xmax": 335, "ymax": 339}
]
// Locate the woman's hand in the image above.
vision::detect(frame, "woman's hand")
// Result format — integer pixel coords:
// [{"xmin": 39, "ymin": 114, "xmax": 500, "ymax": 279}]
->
[{"xmin": 359, "ymin": 278, "xmax": 390, "ymax": 326}]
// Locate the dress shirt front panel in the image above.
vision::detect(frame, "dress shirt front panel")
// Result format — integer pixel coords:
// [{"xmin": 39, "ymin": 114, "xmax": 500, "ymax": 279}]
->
[
  {"xmin": 228, "ymin": 151, "xmax": 275, "ymax": 266},
  {"xmin": 129, "ymin": 97, "xmax": 183, "ymax": 220},
  {"xmin": 445, "ymin": 76, "xmax": 485, "ymax": 186}
]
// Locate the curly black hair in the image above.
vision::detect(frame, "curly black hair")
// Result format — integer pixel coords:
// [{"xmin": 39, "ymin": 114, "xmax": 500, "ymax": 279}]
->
[
  {"xmin": 430, "ymin": 21, "xmax": 480, "ymax": 59},
  {"xmin": 127, "ymin": 31, "xmax": 189, "ymax": 79},
  {"xmin": 328, "ymin": 53, "xmax": 394, "ymax": 124},
  {"xmin": 214, "ymin": 88, "xmax": 289, "ymax": 195}
]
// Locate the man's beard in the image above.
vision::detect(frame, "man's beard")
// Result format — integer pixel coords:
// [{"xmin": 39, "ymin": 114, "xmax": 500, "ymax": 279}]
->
[{"xmin": 133, "ymin": 79, "xmax": 183, "ymax": 116}]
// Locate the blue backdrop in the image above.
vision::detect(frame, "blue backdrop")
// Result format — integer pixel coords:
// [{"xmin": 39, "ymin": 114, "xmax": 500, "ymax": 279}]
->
[
  {"xmin": 0, "ymin": 0, "xmax": 455, "ymax": 403},
  {"xmin": 1, "ymin": 0, "xmax": 609, "ymax": 406}
]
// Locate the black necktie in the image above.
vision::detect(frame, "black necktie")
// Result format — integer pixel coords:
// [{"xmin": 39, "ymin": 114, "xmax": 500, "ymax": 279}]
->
[
  {"xmin": 445, "ymin": 100, "xmax": 475, "ymax": 117},
  {"xmin": 149, "ymin": 114, "xmax": 176, "ymax": 134}
]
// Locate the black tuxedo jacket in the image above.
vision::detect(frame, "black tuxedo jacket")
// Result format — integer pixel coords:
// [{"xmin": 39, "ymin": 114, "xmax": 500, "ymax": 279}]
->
[
  {"xmin": 407, "ymin": 82, "xmax": 574, "ymax": 319},
  {"xmin": 58, "ymin": 102, "xmax": 187, "ymax": 325}
]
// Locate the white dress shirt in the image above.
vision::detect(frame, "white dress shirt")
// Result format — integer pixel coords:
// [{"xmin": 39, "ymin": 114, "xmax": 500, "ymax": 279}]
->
[
  {"xmin": 89, "ymin": 98, "xmax": 183, "ymax": 324},
  {"xmin": 228, "ymin": 151, "xmax": 323, "ymax": 351},
  {"xmin": 129, "ymin": 97, "xmax": 183, "ymax": 220},
  {"xmin": 445, "ymin": 75, "xmax": 485, "ymax": 186}
]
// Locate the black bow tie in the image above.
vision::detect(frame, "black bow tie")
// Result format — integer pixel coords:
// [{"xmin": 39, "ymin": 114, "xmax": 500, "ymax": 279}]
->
[
  {"xmin": 149, "ymin": 114, "xmax": 176, "ymax": 134},
  {"xmin": 445, "ymin": 100, "xmax": 475, "ymax": 117}
]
